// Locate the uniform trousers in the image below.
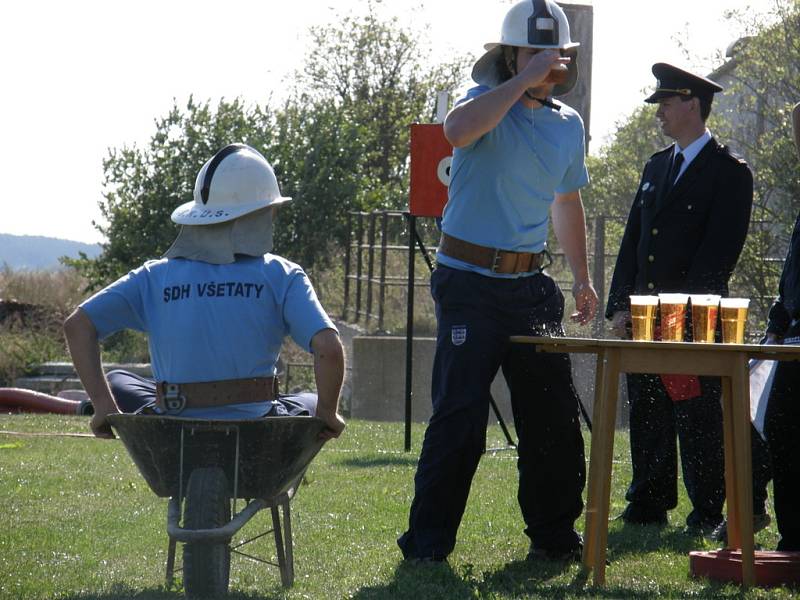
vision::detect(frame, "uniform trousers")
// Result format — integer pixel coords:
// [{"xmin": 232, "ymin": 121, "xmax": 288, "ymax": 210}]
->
[
  {"xmin": 764, "ymin": 354, "xmax": 800, "ymax": 550},
  {"xmin": 397, "ymin": 266, "xmax": 586, "ymax": 560},
  {"xmin": 626, "ymin": 373, "xmax": 772, "ymax": 527},
  {"xmin": 626, "ymin": 374, "xmax": 726, "ymax": 527}
]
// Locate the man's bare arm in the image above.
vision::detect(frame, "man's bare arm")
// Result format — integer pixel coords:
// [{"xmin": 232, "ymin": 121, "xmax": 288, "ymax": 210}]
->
[
  {"xmin": 551, "ymin": 190, "xmax": 598, "ymax": 325},
  {"xmin": 444, "ymin": 50, "xmax": 568, "ymax": 148},
  {"xmin": 63, "ymin": 308, "xmax": 119, "ymax": 438},
  {"xmin": 310, "ymin": 328, "xmax": 346, "ymax": 440}
]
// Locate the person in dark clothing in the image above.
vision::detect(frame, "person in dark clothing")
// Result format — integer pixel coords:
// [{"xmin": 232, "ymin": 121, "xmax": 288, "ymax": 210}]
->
[
  {"xmin": 606, "ymin": 63, "xmax": 768, "ymax": 535},
  {"xmin": 763, "ymin": 100, "xmax": 800, "ymax": 552}
]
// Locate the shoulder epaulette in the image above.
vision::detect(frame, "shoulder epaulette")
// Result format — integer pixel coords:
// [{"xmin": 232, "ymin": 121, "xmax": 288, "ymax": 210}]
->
[{"xmin": 716, "ymin": 144, "xmax": 748, "ymax": 165}]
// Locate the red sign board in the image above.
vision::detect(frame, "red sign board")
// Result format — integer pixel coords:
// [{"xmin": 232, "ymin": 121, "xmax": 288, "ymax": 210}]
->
[{"xmin": 409, "ymin": 123, "xmax": 453, "ymax": 217}]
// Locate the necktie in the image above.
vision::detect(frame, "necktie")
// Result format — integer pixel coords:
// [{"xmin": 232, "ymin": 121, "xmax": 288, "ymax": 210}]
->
[{"xmin": 668, "ymin": 152, "xmax": 684, "ymax": 187}]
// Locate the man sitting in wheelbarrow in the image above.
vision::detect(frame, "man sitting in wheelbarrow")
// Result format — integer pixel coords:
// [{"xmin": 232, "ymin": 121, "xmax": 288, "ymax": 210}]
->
[{"xmin": 63, "ymin": 143, "xmax": 345, "ymax": 442}]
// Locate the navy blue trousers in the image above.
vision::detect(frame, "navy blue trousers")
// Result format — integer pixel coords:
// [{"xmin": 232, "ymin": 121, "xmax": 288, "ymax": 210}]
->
[{"xmin": 397, "ymin": 266, "xmax": 586, "ymax": 559}]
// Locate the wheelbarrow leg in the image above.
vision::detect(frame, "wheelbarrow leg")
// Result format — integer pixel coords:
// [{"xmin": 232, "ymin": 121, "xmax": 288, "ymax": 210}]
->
[
  {"xmin": 271, "ymin": 506, "xmax": 291, "ymax": 587},
  {"xmin": 165, "ymin": 536, "xmax": 177, "ymax": 589},
  {"xmin": 282, "ymin": 498, "xmax": 295, "ymax": 587}
]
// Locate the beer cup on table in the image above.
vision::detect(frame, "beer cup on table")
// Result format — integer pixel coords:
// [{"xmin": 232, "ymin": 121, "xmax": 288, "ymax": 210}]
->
[
  {"xmin": 658, "ymin": 293, "xmax": 689, "ymax": 342},
  {"xmin": 690, "ymin": 294, "xmax": 720, "ymax": 343},
  {"xmin": 720, "ymin": 298, "xmax": 750, "ymax": 344},
  {"xmin": 629, "ymin": 295, "xmax": 659, "ymax": 341}
]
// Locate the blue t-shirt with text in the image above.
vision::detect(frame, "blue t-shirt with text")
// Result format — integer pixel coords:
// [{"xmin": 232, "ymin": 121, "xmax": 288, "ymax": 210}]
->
[{"xmin": 80, "ymin": 255, "xmax": 335, "ymax": 384}]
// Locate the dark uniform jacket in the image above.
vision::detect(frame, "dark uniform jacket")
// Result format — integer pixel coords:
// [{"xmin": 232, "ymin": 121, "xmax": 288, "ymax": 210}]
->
[
  {"xmin": 606, "ymin": 137, "xmax": 753, "ymax": 318},
  {"xmin": 767, "ymin": 211, "xmax": 800, "ymax": 336}
]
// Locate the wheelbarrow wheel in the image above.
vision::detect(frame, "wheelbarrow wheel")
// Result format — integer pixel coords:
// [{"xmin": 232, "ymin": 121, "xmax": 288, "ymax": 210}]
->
[{"xmin": 183, "ymin": 467, "xmax": 231, "ymax": 598}]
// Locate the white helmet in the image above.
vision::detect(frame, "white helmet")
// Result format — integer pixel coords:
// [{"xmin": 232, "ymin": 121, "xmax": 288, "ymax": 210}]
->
[
  {"xmin": 171, "ymin": 143, "xmax": 291, "ymax": 226},
  {"xmin": 472, "ymin": 0, "xmax": 579, "ymax": 96}
]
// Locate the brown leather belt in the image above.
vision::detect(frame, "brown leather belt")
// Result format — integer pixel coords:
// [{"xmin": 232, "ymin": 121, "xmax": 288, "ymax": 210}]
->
[
  {"xmin": 156, "ymin": 377, "xmax": 277, "ymax": 413},
  {"xmin": 439, "ymin": 233, "xmax": 546, "ymax": 274}
]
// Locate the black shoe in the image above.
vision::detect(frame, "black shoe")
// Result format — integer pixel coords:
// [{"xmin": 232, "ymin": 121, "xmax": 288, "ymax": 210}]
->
[
  {"xmin": 709, "ymin": 513, "xmax": 771, "ymax": 544},
  {"xmin": 620, "ymin": 504, "xmax": 668, "ymax": 526},
  {"xmin": 684, "ymin": 518, "xmax": 723, "ymax": 537},
  {"xmin": 526, "ymin": 544, "xmax": 582, "ymax": 563}
]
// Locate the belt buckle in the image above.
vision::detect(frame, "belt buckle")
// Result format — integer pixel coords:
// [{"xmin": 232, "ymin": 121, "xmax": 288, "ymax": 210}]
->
[
  {"xmin": 491, "ymin": 248, "xmax": 502, "ymax": 273},
  {"xmin": 540, "ymin": 249, "xmax": 554, "ymax": 272},
  {"xmin": 164, "ymin": 383, "xmax": 187, "ymax": 414}
]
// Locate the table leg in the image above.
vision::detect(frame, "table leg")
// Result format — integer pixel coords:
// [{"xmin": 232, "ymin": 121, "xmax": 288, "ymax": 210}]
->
[
  {"xmin": 731, "ymin": 356, "xmax": 755, "ymax": 587},
  {"xmin": 584, "ymin": 348, "xmax": 620, "ymax": 586},
  {"xmin": 582, "ymin": 351, "xmax": 607, "ymax": 571},
  {"xmin": 721, "ymin": 377, "xmax": 740, "ymax": 549}
]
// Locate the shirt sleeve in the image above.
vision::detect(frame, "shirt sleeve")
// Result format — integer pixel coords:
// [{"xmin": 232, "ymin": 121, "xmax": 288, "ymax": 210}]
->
[
  {"xmin": 282, "ymin": 270, "xmax": 337, "ymax": 352},
  {"xmin": 79, "ymin": 269, "xmax": 148, "ymax": 339},
  {"xmin": 556, "ymin": 118, "xmax": 590, "ymax": 194}
]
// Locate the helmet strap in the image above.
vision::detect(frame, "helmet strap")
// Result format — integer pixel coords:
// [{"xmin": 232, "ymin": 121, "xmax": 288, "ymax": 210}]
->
[{"xmin": 524, "ymin": 90, "xmax": 560, "ymax": 111}]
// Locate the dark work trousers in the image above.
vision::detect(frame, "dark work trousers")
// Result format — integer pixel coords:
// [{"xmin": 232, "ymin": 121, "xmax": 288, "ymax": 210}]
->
[
  {"xmin": 765, "ymin": 356, "xmax": 800, "ymax": 551},
  {"xmin": 397, "ymin": 266, "xmax": 586, "ymax": 560},
  {"xmin": 105, "ymin": 369, "xmax": 317, "ymax": 416},
  {"xmin": 625, "ymin": 374, "xmax": 725, "ymax": 527}
]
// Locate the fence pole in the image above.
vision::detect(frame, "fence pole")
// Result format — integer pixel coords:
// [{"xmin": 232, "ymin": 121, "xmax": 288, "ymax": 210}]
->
[
  {"xmin": 365, "ymin": 212, "xmax": 377, "ymax": 326},
  {"xmin": 378, "ymin": 211, "xmax": 389, "ymax": 331},
  {"xmin": 355, "ymin": 213, "xmax": 364, "ymax": 321},
  {"xmin": 343, "ymin": 212, "xmax": 352, "ymax": 321}
]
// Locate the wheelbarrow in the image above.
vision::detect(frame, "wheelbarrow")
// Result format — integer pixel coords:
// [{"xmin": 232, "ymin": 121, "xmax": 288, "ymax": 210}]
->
[{"xmin": 107, "ymin": 413, "xmax": 326, "ymax": 597}]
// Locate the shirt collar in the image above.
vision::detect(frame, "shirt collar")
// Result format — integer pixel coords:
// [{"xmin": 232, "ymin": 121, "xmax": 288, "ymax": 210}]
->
[{"xmin": 674, "ymin": 129, "xmax": 712, "ymax": 169}]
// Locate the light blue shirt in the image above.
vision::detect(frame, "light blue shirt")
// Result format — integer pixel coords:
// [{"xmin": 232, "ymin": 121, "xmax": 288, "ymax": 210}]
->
[
  {"xmin": 80, "ymin": 255, "xmax": 336, "ymax": 384},
  {"xmin": 438, "ymin": 85, "xmax": 589, "ymax": 277},
  {"xmin": 672, "ymin": 128, "xmax": 712, "ymax": 182}
]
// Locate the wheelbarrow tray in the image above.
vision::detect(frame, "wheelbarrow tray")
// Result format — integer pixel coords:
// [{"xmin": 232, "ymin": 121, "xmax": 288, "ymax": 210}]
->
[{"xmin": 108, "ymin": 414, "xmax": 326, "ymax": 499}]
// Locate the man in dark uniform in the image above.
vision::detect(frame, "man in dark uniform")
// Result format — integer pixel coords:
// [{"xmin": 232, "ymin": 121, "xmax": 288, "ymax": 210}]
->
[
  {"xmin": 606, "ymin": 63, "xmax": 762, "ymax": 534},
  {"xmin": 763, "ymin": 100, "xmax": 800, "ymax": 551}
]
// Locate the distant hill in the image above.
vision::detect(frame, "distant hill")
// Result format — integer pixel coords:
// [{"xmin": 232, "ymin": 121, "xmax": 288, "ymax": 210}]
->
[{"xmin": 0, "ymin": 233, "xmax": 102, "ymax": 270}]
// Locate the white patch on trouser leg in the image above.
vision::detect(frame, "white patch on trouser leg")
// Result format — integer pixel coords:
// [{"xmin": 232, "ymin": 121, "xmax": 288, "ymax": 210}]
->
[{"xmin": 451, "ymin": 325, "xmax": 467, "ymax": 346}]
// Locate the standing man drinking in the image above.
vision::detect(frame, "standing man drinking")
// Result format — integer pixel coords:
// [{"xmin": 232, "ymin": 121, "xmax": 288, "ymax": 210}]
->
[
  {"xmin": 606, "ymin": 64, "xmax": 767, "ymax": 536},
  {"xmin": 398, "ymin": 0, "xmax": 597, "ymax": 563}
]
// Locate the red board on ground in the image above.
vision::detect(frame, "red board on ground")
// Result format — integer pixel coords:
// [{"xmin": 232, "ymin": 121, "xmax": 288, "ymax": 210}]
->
[
  {"xmin": 689, "ymin": 549, "xmax": 800, "ymax": 587},
  {"xmin": 409, "ymin": 124, "xmax": 453, "ymax": 218}
]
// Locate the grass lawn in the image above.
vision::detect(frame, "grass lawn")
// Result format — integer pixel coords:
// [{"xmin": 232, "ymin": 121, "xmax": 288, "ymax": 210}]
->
[{"xmin": 0, "ymin": 414, "xmax": 793, "ymax": 599}]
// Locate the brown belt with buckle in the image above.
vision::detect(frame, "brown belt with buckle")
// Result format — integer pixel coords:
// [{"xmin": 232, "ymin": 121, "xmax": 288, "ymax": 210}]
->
[
  {"xmin": 439, "ymin": 233, "xmax": 545, "ymax": 274},
  {"xmin": 155, "ymin": 377, "xmax": 277, "ymax": 413}
]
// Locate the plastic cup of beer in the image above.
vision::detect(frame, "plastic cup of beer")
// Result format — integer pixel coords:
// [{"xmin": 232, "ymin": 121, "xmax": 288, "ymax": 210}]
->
[
  {"xmin": 658, "ymin": 293, "xmax": 689, "ymax": 342},
  {"xmin": 720, "ymin": 298, "xmax": 750, "ymax": 344},
  {"xmin": 546, "ymin": 63, "xmax": 570, "ymax": 85},
  {"xmin": 629, "ymin": 295, "xmax": 659, "ymax": 341},
  {"xmin": 690, "ymin": 294, "xmax": 720, "ymax": 343}
]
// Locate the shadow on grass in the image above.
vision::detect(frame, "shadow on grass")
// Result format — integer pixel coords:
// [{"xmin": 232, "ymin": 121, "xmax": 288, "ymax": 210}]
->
[
  {"xmin": 336, "ymin": 455, "xmax": 419, "ymax": 468},
  {"xmin": 605, "ymin": 522, "xmax": 704, "ymax": 560},
  {"xmin": 350, "ymin": 560, "xmax": 476, "ymax": 600},
  {"xmin": 58, "ymin": 583, "xmax": 292, "ymax": 600}
]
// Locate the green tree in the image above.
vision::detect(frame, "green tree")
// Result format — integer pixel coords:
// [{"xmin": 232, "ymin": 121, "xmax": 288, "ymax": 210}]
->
[
  {"xmin": 68, "ymin": 9, "xmax": 469, "ymax": 288},
  {"xmin": 710, "ymin": 0, "xmax": 800, "ymax": 322}
]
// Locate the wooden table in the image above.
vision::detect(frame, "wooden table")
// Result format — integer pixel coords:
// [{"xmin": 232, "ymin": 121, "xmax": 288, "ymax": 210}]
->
[{"xmin": 509, "ymin": 336, "xmax": 800, "ymax": 587}]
